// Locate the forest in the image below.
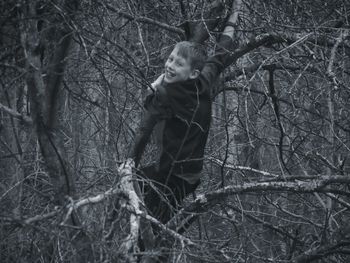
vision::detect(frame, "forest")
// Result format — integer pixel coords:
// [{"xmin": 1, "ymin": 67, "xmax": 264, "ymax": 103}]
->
[{"xmin": 1, "ymin": 0, "xmax": 350, "ymax": 262}]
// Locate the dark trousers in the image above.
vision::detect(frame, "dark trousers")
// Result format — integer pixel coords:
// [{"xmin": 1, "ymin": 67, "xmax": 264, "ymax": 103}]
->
[
  {"xmin": 137, "ymin": 165, "xmax": 199, "ymax": 262},
  {"xmin": 138, "ymin": 164, "xmax": 199, "ymax": 224}
]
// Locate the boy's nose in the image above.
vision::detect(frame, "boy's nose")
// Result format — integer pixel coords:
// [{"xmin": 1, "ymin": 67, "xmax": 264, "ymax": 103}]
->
[{"xmin": 166, "ymin": 61, "xmax": 174, "ymax": 70}]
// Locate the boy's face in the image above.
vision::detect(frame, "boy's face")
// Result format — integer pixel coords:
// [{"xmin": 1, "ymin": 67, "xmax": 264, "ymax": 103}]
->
[{"xmin": 164, "ymin": 47, "xmax": 199, "ymax": 84}]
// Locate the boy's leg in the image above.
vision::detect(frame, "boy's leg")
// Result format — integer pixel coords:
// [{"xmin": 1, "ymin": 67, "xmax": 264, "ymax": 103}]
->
[
  {"xmin": 170, "ymin": 178, "xmax": 200, "ymax": 234},
  {"xmin": 136, "ymin": 166, "xmax": 176, "ymax": 262},
  {"xmin": 137, "ymin": 168, "xmax": 200, "ymax": 262},
  {"xmin": 137, "ymin": 165, "xmax": 174, "ymax": 224},
  {"xmin": 155, "ymin": 176, "xmax": 200, "ymax": 262},
  {"xmin": 161, "ymin": 176, "xmax": 200, "ymax": 235},
  {"xmin": 137, "ymin": 166, "xmax": 200, "ymax": 223}
]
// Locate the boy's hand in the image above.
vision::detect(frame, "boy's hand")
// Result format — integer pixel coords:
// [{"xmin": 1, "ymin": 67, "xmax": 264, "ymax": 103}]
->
[
  {"xmin": 146, "ymin": 74, "xmax": 164, "ymax": 94},
  {"xmin": 151, "ymin": 73, "xmax": 165, "ymax": 90}
]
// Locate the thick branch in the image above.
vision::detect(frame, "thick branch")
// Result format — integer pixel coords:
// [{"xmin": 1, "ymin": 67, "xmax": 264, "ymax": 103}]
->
[
  {"xmin": 167, "ymin": 174, "xmax": 350, "ymax": 233},
  {"xmin": 117, "ymin": 160, "xmax": 141, "ymax": 263}
]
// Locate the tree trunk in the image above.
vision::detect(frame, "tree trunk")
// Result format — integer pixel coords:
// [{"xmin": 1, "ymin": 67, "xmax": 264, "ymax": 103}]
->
[{"xmin": 19, "ymin": 1, "xmax": 95, "ymax": 262}]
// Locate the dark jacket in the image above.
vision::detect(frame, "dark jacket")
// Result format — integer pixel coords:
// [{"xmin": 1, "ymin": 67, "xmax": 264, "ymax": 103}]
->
[{"xmin": 129, "ymin": 35, "xmax": 237, "ymax": 183}]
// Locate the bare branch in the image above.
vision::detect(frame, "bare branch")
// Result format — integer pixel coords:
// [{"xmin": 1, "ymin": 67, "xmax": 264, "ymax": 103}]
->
[
  {"xmin": 326, "ymin": 29, "xmax": 349, "ymax": 89},
  {"xmin": 105, "ymin": 5, "xmax": 185, "ymax": 36},
  {"xmin": 209, "ymin": 157, "xmax": 280, "ymax": 178},
  {"xmin": 0, "ymin": 102, "xmax": 32, "ymax": 125}
]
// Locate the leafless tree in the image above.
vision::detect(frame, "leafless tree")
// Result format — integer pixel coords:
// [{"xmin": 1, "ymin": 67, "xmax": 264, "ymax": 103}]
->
[{"xmin": 1, "ymin": 0, "xmax": 350, "ymax": 262}]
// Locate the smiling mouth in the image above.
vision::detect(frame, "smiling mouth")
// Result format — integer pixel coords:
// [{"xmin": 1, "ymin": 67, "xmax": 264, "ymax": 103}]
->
[{"xmin": 166, "ymin": 70, "xmax": 176, "ymax": 78}]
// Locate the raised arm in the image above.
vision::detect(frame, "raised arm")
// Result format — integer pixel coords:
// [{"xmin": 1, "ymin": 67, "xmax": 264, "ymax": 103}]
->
[
  {"xmin": 222, "ymin": 0, "xmax": 241, "ymax": 40},
  {"xmin": 201, "ymin": 0, "xmax": 241, "ymax": 88}
]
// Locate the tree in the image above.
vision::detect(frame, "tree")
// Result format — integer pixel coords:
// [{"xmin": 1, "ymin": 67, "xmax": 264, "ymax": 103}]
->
[{"xmin": 1, "ymin": 0, "xmax": 350, "ymax": 262}]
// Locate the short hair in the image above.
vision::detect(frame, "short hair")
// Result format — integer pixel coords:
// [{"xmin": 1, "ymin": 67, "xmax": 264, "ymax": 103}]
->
[{"xmin": 174, "ymin": 41, "xmax": 207, "ymax": 71}]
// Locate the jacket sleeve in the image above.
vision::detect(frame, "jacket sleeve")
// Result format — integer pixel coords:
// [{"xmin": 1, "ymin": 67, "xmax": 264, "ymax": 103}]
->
[
  {"xmin": 201, "ymin": 35, "xmax": 238, "ymax": 89},
  {"xmin": 128, "ymin": 88, "xmax": 172, "ymax": 167},
  {"xmin": 128, "ymin": 109, "xmax": 158, "ymax": 167}
]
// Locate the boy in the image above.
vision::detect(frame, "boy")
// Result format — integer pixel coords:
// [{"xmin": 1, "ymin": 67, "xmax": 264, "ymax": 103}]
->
[{"xmin": 128, "ymin": 23, "xmax": 237, "ymax": 225}]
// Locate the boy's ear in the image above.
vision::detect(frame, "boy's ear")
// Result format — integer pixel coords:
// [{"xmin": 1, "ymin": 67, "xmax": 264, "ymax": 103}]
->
[{"xmin": 189, "ymin": 69, "xmax": 201, "ymax": 79}]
